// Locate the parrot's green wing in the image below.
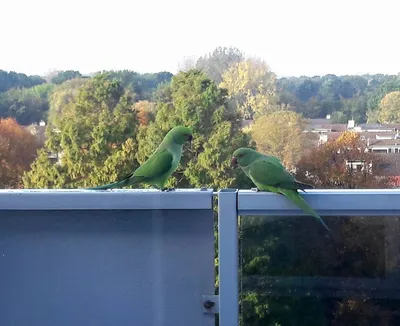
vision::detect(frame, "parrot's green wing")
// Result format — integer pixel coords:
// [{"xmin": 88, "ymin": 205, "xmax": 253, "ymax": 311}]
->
[
  {"xmin": 249, "ymin": 158, "xmax": 314, "ymax": 191},
  {"xmin": 87, "ymin": 149, "xmax": 174, "ymax": 190},
  {"xmin": 132, "ymin": 148, "xmax": 174, "ymax": 179},
  {"xmin": 247, "ymin": 158, "xmax": 330, "ymax": 232},
  {"xmin": 248, "ymin": 158, "xmax": 297, "ymax": 190}
]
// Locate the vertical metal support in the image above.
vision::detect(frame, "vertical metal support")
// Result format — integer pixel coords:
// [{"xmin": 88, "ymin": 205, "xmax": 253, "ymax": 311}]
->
[
  {"xmin": 385, "ymin": 216, "xmax": 400, "ymax": 279},
  {"xmin": 218, "ymin": 189, "xmax": 239, "ymax": 326}
]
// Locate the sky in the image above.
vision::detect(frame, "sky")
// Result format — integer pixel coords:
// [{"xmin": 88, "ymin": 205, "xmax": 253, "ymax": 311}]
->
[{"xmin": 1, "ymin": 0, "xmax": 399, "ymax": 78}]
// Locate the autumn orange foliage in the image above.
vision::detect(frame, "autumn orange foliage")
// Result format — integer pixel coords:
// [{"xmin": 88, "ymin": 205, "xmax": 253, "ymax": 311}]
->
[
  {"xmin": 0, "ymin": 118, "xmax": 40, "ymax": 188},
  {"xmin": 134, "ymin": 100, "xmax": 155, "ymax": 126},
  {"xmin": 296, "ymin": 131, "xmax": 392, "ymax": 189}
]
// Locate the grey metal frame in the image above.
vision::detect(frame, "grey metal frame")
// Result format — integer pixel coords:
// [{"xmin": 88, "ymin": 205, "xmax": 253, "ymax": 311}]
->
[
  {"xmin": 2, "ymin": 188, "xmax": 400, "ymax": 326},
  {"xmin": 0, "ymin": 189, "xmax": 215, "ymax": 326},
  {"xmin": 217, "ymin": 188, "xmax": 400, "ymax": 326},
  {"xmin": 0, "ymin": 188, "xmax": 213, "ymax": 210}
]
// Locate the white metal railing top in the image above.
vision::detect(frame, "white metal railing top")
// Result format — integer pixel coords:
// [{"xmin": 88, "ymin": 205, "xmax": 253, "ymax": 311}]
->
[
  {"xmin": 0, "ymin": 188, "xmax": 214, "ymax": 210},
  {"xmin": 237, "ymin": 189, "xmax": 400, "ymax": 216}
]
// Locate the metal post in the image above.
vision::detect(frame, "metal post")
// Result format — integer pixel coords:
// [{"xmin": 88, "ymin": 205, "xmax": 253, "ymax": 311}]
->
[
  {"xmin": 385, "ymin": 216, "xmax": 400, "ymax": 279},
  {"xmin": 218, "ymin": 189, "xmax": 239, "ymax": 326}
]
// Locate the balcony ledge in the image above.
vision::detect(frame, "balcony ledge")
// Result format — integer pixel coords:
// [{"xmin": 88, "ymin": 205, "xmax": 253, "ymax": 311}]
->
[{"xmin": 0, "ymin": 188, "xmax": 214, "ymax": 210}]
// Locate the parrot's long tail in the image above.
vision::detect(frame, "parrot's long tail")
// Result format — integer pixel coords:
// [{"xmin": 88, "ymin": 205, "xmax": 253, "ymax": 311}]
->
[
  {"xmin": 86, "ymin": 173, "xmax": 143, "ymax": 190},
  {"xmin": 279, "ymin": 188, "xmax": 331, "ymax": 232},
  {"xmin": 294, "ymin": 180, "xmax": 315, "ymax": 192}
]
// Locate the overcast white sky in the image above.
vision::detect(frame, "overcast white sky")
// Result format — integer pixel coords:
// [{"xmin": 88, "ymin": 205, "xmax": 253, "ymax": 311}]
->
[{"xmin": 1, "ymin": 0, "xmax": 399, "ymax": 77}]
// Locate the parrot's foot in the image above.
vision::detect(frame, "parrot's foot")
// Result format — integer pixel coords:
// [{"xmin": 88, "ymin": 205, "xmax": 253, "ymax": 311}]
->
[
  {"xmin": 251, "ymin": 187, "xmax": 260, "ymax": 192},
  {"xmin": 161, "ymin": 187, "xmax": 176, "ymax": 192}
]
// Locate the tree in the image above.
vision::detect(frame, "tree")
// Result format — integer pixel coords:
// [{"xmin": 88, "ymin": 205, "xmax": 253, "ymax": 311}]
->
[
  {"xmin": 295, "ymin": 78, "xmax": 320, "ymax": 102},
  {"xmin": 335, "ymin": 95, "xmax": 368, "ymax": 123},
  {"xmin": 50, "ymin": 70, "xmax": 84, "ymax": 84},
  {"xmin": 295, "ymin": 131, "xmax": 391, "ymax": 189},
  {"xmin": 133, "ymin": 100, "xmax": 156, "ymax": 126},
  {"xmin": 275, "ymin": 74, "xmax": 392, "ymax": 122},
  {"xmin": 177, "ymin": 55, "xmax": 197, "ymax": 72},
  {"xmin": 330, "ymin": 110, "xmax": 347, "ymax": 123},
  {"xmin": 0, "ymin": 70, "xmax": 45, "ymax": 93},
  {"xmin": 250, "ymin": 111, "xmax": 315, "ymax": 170},
  {"xmin": 47, "ymin": 78, "xmax": 88, "ymax": 127},
  {"xmin": 377, "ymin": 91, "xmax": 400, "ymax": 123},
  {"xmin": 0, "ymin": 118, "xmax": 39, "ymax": 188},
  {"xmin": 136, "ymin": 69, "xmax": 253, "ymax": 190},
  {"xmin": 366, "ymin": 108, "xmax": 379, "ymax": 123},
  {"xmin": 0, "ymin": 86, "xmax": 51, "ymax": 125},
  {"xmin": 220, "ymin": 58, "xmax": 278, "ymax": 119},
  {"xmin": 195, "ymin": 46, "xmax": 245, "ymax": 84},
  {"xmin": 100, "ymin": 70, "xmax": 173, "ymax": 101},
  {"xmin": 367, "ymin": 77, "xmax": 400, "ymax": 111},
  {"xmin": 23, "ymin": 74, "xmax": 140, "ymax": 189}
]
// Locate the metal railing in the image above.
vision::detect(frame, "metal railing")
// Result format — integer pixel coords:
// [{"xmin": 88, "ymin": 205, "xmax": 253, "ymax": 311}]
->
[
  {"xmin": 0, "ymin": 189, "xmax": 215, "ymax": 326},
  {"xmin": 2, "ymin": 188, "xmax": 400, "ymax": 326},
  {"xmin": 217, "ymin": 189, "xmax": 400, "ymax": 326}
]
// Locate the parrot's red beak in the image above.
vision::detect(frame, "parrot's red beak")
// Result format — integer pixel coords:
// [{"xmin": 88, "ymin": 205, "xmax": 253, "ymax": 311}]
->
[{"xmin": 231, "ymin": 156, "xmax": 238, "ymax": 167}]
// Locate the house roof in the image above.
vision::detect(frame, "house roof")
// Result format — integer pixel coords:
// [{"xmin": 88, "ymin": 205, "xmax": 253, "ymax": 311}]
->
[
  {"xmin": 308, "ymin": 119, "xmax": 332, "ymax": 125},
  {"xmin": 368, "ymin": 139, "xmax": 400, "ymax": 146},
  {"xmin": 329, "ymin": 124, "xmax": 347, "ymax": 132}
]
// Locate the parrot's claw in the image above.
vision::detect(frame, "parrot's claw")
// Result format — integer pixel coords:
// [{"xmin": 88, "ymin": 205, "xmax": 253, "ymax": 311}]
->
[
  {"xmin": 161, "ymin": 187, "xmax": 176, "ymax": 192},
  {"xmin": 251, "ymin": 187, "xmax": 260, "ymax": 192}
]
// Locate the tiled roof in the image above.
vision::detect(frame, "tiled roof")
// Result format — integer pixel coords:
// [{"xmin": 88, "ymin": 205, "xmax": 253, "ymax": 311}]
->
[{"xmin": 368, "ymin": 139, "xmax": 400, "ymax": 146}]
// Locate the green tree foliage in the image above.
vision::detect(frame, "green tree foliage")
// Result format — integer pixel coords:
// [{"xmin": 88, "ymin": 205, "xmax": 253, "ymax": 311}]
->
[
  {"xmin": 250, "ymin": 111, "xmax": 316, "ymax": 170},
  {"xmin": 0, "ymin": 70, "xmax": 45, "ymax": 93},
  {"xmin": 196, "ymin": 46, "xmax": 245, "ymax": 84},
  {"xmin": 277, "ymin": 74, "xmax": 398, "ymax": 122},
  {"xmin": 50, "ymin": 70, "xmax": 84, "ymax": 84},
  {"xmin": 377, "ymin": 91, "xmax": 400, "ymax": 123},
  {"xmin": 0, "ymin": 84, "xmax": 53, "ymax": 125},
  {"xmin": 366, "ymin": 77, "xmax": 400, "ymax": 111},
  {"xmin": 23, "ymin": 74, "xmax": 140, "ymax": 188},
  {"xmin": 137, "ymin": 69, "xmax": 253, "ymax": 190},
  {"xmin": 220, "ymin": 58, "xmax": 278, "ymax": 119},
  {"xmin": 100, "ymin": 70, "xmax": 173, "ymax": 101},
  {"xmin": 47, "ymin": 78, "xmax": 88, "ymax": 127}
]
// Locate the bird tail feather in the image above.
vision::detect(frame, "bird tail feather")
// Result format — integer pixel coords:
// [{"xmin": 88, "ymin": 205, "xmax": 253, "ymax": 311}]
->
[
  {"xmin": 279, "ymin": 188, "xmax": 330, "ymax": 232},
  {"xmin": 294, "ymin": 181, "xmax": 315, "ymax": 192},
  {"xmin": 86, "ymin": 174, "xmax": 142, "ymax": 190}
]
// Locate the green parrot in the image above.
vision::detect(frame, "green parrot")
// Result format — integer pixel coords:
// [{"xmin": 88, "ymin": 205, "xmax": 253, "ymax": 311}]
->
[
  {"xmin": 87, "ymin": 126, "xmax": 193, "ymax": 191},
  {"xmin": 231, "ymin": 147, "xmax": 330, "ymax": 232}
]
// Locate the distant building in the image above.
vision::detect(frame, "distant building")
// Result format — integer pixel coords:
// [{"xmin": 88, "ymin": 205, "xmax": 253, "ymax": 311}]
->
[
  {"xmin": 25, "ymin": 121, "xmax": 64, "ymax": 165},
  {"xmin": 24, "ymin": 121, "xmax": 47, "ymax": 147}
]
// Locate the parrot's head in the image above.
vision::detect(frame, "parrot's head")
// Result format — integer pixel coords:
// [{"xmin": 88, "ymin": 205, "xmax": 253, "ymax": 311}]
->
[
  {"xmin": 231, "ymin": 148, "xmax": 256, "ymax": 167},
  {"xmin": 168, "ymin": 126, "xmax": 193, "ymax": 145}
]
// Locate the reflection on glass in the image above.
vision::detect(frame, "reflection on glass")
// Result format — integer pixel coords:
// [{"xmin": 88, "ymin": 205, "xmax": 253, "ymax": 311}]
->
[{"xmin": 239, "ymin": 215, "xmax": 400, "ymax": 325}]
